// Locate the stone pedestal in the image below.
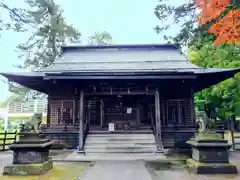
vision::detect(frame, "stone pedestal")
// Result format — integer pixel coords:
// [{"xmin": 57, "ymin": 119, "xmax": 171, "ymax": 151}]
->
[
  {"xmin": 3, "ymin": 132, "xmax": 53, "ymax": 176},
  {"xmin": 186, "ymin": 132, "xmax": 237, "ymax": 174}
]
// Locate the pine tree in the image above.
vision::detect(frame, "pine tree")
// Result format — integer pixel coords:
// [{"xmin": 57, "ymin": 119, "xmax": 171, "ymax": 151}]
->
[
  {"xmin": 7, "ymin": 0, "xmax": 81, "ymax": 102},
  {"xmin": 88, "ymin": 31, "xmax": 114, "ymax": 45},
  {"xmin": 17, "ymin": 0, "xmax": 81, "ymax": 70},
  {"xmin": 0, "ymin": 2, "xmax": 30, "ymax": 33}
]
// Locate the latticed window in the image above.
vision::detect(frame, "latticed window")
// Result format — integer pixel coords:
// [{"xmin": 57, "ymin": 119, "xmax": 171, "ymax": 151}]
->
[
  {"xmin": 49, "ymin": 100, "xmax": 75, "ymax": 124},
  {"xmin": 166, "ymin": 99, "xmax": 192, "ymax": 125},
  {"xmin": 179, "ymin": 100, "xmax": 192, "ymax": 124},
  {"xmin": 83, "ymin": 99, "xmax": 98, "ymax": 126},
  {"xmin": 166, "ymin": 100, "xmax": 178, "ymax": 124}
]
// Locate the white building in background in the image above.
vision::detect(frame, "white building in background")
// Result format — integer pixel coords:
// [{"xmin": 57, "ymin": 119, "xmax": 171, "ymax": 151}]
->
[
  {"xmin": 0, "ymin": 100, "xmax": 47, "ymax": 130},
  {"xmin": 0, "ymin": 108, "xmax": 9, "ymax": 130}
]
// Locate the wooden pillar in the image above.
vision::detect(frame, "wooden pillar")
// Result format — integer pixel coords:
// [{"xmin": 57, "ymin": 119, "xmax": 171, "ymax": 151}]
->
[
  {"xmin": 136, "ymin": 103, "xmax": 141, "ymax": 125},
  {"xmin": 74, "ymin": 98, "xmax": 79, "ymax": 124},
  {"xmin": 190, "ymin": 88, "xmax": 196, "ymax": 125},
  {"xmin": 149, "ymin": 105, "xmax": 154, "ymax": 128},
  {"xmin": 88, "ymin": 101, "xmax": 91, "ymax": 126},
  {"xmin": 178, "ymin": 100, "xmax": 181, "ymax": 124},
  {"xmin": 46, "ymin": 96, "xmax": 51, "ymax": 125},
  {"xmin": 155, "ymin": 90, "xmax": 162, "ymax": 152},
  {"xmin": 78, "ymin": 91, "xmax": 84, "ymax": 152},
  {"xmin": 100, "ymin": 100, "xmax": 104, "ymax": 128}
]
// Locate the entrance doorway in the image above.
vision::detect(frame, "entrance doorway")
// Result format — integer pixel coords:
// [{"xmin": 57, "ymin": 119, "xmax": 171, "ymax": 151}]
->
[{"xmin": 88, "ymin": 95, "xmax": 153, "ymax": 130}]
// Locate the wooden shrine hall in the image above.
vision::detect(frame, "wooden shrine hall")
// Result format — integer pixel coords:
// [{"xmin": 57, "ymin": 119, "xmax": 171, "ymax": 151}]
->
[{"xmin": 1, "ymin": 44, "xmax": 240, "ymax": 152}]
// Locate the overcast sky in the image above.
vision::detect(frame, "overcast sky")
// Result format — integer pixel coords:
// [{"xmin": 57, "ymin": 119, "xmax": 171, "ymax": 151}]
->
[{"xmin": 0, "ymin": 0, "xmax": 181, "ymax": 101}]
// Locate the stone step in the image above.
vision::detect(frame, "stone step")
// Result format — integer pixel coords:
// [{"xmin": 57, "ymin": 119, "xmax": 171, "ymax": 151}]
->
[
  {"xmin": 87, "ymin": 135, "xmax": 155, "ymax": 139},
  {"xmin": 85, "ymin": 141, "xmax": 156, "ymax": 145},
  {"xmin": 88, "ymin": 130, "xmax": 153, "ymax": 134},
  {"xmin": 85, "ymin": 144, "xmax": 156, "ymax": 149},
  {"xmin": 85, "ymin": 132, "xmax": 157, "ymax": 154},
  {"xmin": 86, "ymin": 139, "xmax": 155, "ymax": 143},
  {"xmin": 87, "ymin": 135, "xmax": 155, "ymax": 140},
  {"xmin": 84, "ymin": 147, "xmax": 157, "ymax": 153},
  {"xmin": 88, "ymin": 133, "xmax": 153, "ymax": 136},
  {"xmin": 86, "ymin": 138, "xmax": 155, "ymax": 143},
  {"xmin": 75, "ymin": 153, "xmax": 164, "ymax": 159}
]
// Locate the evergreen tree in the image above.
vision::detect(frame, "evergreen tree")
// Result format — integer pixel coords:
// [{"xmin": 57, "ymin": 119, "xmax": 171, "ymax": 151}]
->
[
  {"xmin": 0, "ymin": 2, "xmax": 29, "ymax": 33},
  {"xmin": 7, "ymin": 0, "xmax": 81, "ymax": 102},
  {"xmin": 17, "ymin": 0, "xmax": 81, "ymax": 70},
  {"xmin": 88, "ymin": 31, "xmax": 114, "ymax": 45}
]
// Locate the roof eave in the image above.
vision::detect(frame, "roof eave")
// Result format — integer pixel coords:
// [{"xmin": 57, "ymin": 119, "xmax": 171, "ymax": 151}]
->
[
  {"xmin": 0, "ymin": 72, "xmax": 48, "ymax": 94},
  {"xmin": 193, "ymin": 68, "xmax": 240, "ymax": 92}
]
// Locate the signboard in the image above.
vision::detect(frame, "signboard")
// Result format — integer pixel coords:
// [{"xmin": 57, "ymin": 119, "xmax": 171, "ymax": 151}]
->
[
  {"xmin": 127, "ymin": 107, "xmax": 132, "ymax": 114},
  {"xmin": 108, "ymin": 123, "xmax": 115, "ymax": 132}
]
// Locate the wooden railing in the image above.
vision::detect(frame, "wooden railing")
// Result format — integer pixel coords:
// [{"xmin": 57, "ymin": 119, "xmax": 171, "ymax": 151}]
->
[
  {"xmin": 40, "ymin": 124, "xmax": 79, "ymax": 149},
  {"xmin": 161, "ymin": 124, "xmax": 197, "ymax": 149},
  {"xmin": 0, "ymin": 131, "xmax": 18, "ymax": 151}
]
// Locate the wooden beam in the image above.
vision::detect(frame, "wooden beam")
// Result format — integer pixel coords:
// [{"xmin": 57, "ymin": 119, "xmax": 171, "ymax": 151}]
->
[
  {"xmin": 44, "ymin": 75, "xmax": 197, "ymax": 80},
  {"xmin": 84, "ymin": 92, "xmax": 155, "ymax": 96},
  {"xmin": 78, "ymin": 91, "xmax": 84, "ymax": 152}
]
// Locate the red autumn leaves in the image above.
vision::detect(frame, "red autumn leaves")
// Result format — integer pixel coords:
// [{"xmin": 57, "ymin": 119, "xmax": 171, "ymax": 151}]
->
[{"xmin": 196, "ymin": 0, "xmax": 240, "ymax": 45}]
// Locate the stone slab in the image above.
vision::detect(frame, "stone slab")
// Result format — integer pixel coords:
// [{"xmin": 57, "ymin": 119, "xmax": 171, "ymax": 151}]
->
[
  {"xmin": 9, "ymin": 141, "xmax": 53, "ymax": 149},
  {"xmin": 79, "ymin": 161, "xmax": 152, "ymax": 180},
  {"xmin": 186, "ymin": 158, "xmax": 238, "ymax": 174},
  {"xmin": 3, "ymin": 159, "xmax": 53, "ymax": 176},
  {"xmin": 187, "ymin": 140, "xmax": 232, "ymax": 148},
  {"xmin": 61, "ymin": 151, "xmax": 166, "ymax": 162},
  {"xmin": 16, "ymin": 139, "xmax": 50, "ymax": 144}
]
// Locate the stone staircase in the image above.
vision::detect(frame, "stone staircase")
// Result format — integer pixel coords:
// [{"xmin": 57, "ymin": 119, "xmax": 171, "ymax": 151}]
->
[{"xmin": 84, "ymin": 130, "xmax": 159, "ymax": 154}]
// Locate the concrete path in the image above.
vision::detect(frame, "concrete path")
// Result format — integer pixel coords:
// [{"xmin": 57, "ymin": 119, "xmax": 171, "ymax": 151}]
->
[
  {"xmin": 0, "ymin": 151, "xmax": 13, "ymax": 175},
  {"xmin": 79, "ymin": 161, "xmax": 153, "ymax": 180},
  {"xmin": 63, "ymin": 151, "xmax": 165, "ymax": 162}
]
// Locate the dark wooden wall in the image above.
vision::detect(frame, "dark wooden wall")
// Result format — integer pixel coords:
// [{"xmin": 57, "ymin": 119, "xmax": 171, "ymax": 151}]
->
[
  {"xmin": 158, "ymin": 87, "xmax": 196, "ymax": 149},
  {"xmin": 41, "ymin": 79, "xmax": 196, "ymax": 149}
]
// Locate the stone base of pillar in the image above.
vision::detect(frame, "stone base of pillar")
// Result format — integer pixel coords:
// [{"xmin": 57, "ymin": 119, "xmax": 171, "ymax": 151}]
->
[
  {"xmin": 186, "ymin": 131, "xmax": 237, "ymax": 174},
  {"xmin": 187, "ymin": 159, "xmax": 237, "ymax": 174},
  {"xmin": 155, "ymin": 143, "xmax": 164, "ymax": 154},
  {"xmin": 3, "ymin": 159, "xmax": 53, "ymax": 176},
  {"xmin": 77, "ymin": 146, "xmax": 85, "ymax": 154}
]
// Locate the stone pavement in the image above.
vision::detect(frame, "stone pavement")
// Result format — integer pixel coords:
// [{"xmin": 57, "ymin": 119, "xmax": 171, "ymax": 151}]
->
[
  {"xmin": 63, "ymin": 151, "xmax": 166, "ymax": 162},
  {"xmin": 0, "ymin": 151, "xmax": 12, "ymax": 175},
  {"xmin": 1, "ymin": 151, "xmax": 240, "ymax": 180},
  {"xmin": 79, "ymin": 161, "xmax": 153, "ymax": 180}
]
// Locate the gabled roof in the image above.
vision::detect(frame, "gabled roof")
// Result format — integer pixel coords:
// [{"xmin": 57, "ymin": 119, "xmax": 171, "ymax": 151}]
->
[
  {"xmin": 38, "ymin": 44, "xmax": 200, "ymax": 73},
  {"xmin": 1, "ymin": 44, "xmax": 240, "ymax": 94}
]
